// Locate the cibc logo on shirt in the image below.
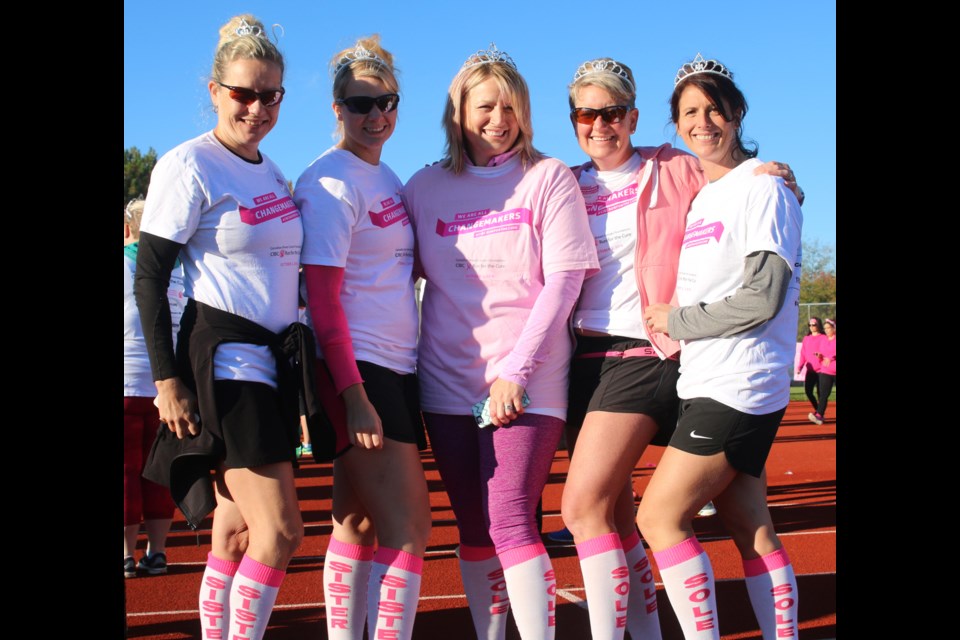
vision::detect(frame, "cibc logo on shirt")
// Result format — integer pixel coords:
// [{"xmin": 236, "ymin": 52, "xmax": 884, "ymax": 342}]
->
[
  {"xmin": 239, "ymin": 193, "xmax": 300, "ymax": 226},
  {"xmin": 682, "ymin": 218, "xmax": 724, "ymax": 249}
]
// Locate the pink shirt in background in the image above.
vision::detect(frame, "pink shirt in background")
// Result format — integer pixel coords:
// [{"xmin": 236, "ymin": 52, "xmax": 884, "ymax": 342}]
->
[
  {"xmin": 403, "ymin": 155, "xmax": 599, "ymax": 417},
  {"xmin": 798, "ymin": 333, "xmax": 827, "ymax": 373},
  {"xmin": 818, "ymin": 336, "xmax": 836, "ymax": 376}
]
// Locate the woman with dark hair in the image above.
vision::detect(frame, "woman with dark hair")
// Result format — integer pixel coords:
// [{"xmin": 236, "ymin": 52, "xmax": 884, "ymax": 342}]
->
[
  {"xmin": 797, "ymin": 317, "xmax": 826, "ymax": 418},
  {"xmin": 640, "ymin": 53, "xmax": 803, "ymax": 639},
  {"xmin": 811, "ymin": 318, "xmax": 836, "ymax": 424}
]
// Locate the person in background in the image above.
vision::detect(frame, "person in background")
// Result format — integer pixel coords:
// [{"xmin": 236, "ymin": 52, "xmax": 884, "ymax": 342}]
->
[
  {"xmin": 403, "ymin": 43, "xmax": 599, "ymax": 640},
  {"xmin": 134, "ymin": 14, "xmax": 307, "ymax": 640},
  {"xmin": 124, "ymin": 197, "xmax": 184, "ymax": 579},
  {"xmin": 556, "ymin": 56, "xmax": 803, "ymax": 640},
  {"xmin": 810, "ymin": 318, "xmax": 835, "ymax": 425},
  {"xmin": 294, "ymin": 35, "xmax": 430, "ymax": 640},
  {"xmin": 639, "ymin": 53, "xmax": 803, "ymax": 640},
  {"xmin": 797, "ymin": 317, "xmax": 826, "ymax": 418}
]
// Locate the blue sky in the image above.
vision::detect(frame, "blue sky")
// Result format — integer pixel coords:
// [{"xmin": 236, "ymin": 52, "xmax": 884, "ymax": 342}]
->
[{"xmin": 124, "ymin": 0, "xmax": 836, "ymax": 249}]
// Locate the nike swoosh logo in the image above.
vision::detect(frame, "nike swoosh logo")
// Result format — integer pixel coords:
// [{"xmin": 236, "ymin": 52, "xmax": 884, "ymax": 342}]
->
[{"xmin": 690, "ymin": 431, "xmax": 712, "ymax": 439}]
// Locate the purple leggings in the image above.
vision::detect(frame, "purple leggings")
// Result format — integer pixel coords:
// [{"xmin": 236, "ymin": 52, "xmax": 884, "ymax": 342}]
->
[{"xmin": 424, "ymin": 412, "xmax": 563, "ymax": 553}]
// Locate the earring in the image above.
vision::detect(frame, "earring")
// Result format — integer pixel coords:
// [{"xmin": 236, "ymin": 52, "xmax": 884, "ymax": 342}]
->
[{"xmin": 213, "ymin": 105, "xmax": 219, "ymax": 114}]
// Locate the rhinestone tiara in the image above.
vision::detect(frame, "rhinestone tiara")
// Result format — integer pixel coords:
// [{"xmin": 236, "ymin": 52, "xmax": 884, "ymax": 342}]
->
[
  {"xmin": 674, "ymin": 53, "xmax": 733, "ymax": 86},
  {"xmin": 235, "ymin": 18, "xmax": 264, "ymax": 38},
  {"xmin": 334, "ymin": 44, "xmax": 388, "ymax": 77},
  {"xmin": 461, "ymin": 43, "xmax": 517, "ymax": 71},
  {"xmin": 572, "ymin": 58, "xmax": 635, "ymax": 92}
]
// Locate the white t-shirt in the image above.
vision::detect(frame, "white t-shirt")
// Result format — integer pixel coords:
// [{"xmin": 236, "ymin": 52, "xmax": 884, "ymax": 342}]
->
[
  {"xmin": 294, "ymin": 147, "xmax": 418, "ymax": 374},
  {"xmin": 675, "ymin": 159, "xmax": 803, "ymax": 414},
  {"xmin": 403, "ymin": 155, "xmax": 599, "ymax": 416},
  {"xmin": 124, "ymin": 250, "xmax": 186, "ymax": 397},
  {"xmin": 573, "ymin": 152, "xmax": 650, "ymax": 339},
  {"xmin": 140, "ymin": 131, "xmax": 302, "ymax": 387}
]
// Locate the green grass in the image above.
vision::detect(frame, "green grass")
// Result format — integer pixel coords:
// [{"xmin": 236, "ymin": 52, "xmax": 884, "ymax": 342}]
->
[{"xmin": 790, "ymin": 383, "xmax": 836, "ymax": 403}]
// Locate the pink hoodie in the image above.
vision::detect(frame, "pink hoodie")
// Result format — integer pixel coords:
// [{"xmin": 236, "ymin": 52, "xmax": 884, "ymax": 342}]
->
[{"xmin": 571, "ymin": 144, "xmax": 706, "ymax": 359}]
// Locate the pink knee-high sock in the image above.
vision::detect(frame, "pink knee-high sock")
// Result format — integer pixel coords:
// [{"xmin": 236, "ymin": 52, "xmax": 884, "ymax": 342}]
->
[
  {"xmin": 199, "ymin": 552, "xmax": 240, "ymax": 639},
  {"xmin": 621, "ymin": 530, "xmax": 662, "ymax": 640},
  {"xmin": 324, "ymin": 538, "xmax": 375, "ymax": 640},
  {"xmin": 367, "ymin": 547, "xmax": 423, "ymax": 640},
  {"xmin": 743, "ymin": 548, "xmax": 799, "ymax": 639},
  {"xmin": 576, "ymin": 532, "xmax": 629, "ymax": 640},
  {"xmin": 500, "ymin": 543, "xmax": 557, "ymax": 640},
  {"xmin": 458, "ymin": 545, "xmax": 510, "ymax": 640},
  {"xmin": 653, "ymin": 537, "xmax": 719, "ymax": 639},
  {"xmin": 228, "ymin": 555, "xmax": 286, "ymax": 640}
]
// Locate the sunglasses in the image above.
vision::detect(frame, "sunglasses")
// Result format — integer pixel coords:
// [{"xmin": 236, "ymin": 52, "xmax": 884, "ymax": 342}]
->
[
  {"xmin": 570, "ymin": 105, "xmax": 629, "ymax": 125},
  {"xmin": 336, "ymin": 93, "xmax": 400, "ymax": 115},
  {"xmin": 217, "ymin": 82, "xmax": 285, "ymax": 107}
]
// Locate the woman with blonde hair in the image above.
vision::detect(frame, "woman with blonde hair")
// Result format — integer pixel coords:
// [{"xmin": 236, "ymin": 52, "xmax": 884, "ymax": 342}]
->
[
  {"xmin": 135, "ymin": 14, "xmax": 308, "ymax": 640},
  {"xmin": 403, "ymin": 44, "xmax": 599, "ymax": 640},
  {"xmin": 294, "ymin": 35, "xmax": 430, "ymax": 640}
]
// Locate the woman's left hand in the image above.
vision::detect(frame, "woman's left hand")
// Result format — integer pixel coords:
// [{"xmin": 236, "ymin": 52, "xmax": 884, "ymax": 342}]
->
[
  {"xmin": 488, "ymin": 378, "xmax": 526, "ymax": 428},
  {"xmin": 643, "ymin": 303, "xmax": 674, "ymax": 336},
  {"xmin": 754, "ymin": 160, "xmax": 804, "ymax": 205}
]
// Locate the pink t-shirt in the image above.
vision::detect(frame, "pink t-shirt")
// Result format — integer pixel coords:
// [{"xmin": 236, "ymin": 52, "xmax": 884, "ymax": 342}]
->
[
  {"xmin": 403, "ymin": 155, "xmax": 599, "ymax": 416},
  {"xmin": 798, "ymin": 333, "xmax": 826, "ymax": 373},
  {"xmin": 818, "ymin": 336, "xmax": 837, "ymax": 375}
]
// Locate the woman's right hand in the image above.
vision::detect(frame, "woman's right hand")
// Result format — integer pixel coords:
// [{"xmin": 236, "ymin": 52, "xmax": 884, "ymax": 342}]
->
[
  {"xmin": 154, "ymin": 377, "xmax": 200, "ymax": 439},
  {"xmin": 342, "ymin": 383, "xmax": 383, "ymax": 450}
]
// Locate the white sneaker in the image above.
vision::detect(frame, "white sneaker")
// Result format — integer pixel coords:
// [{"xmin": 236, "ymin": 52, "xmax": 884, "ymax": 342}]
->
[
  {"xmin": 808, "ymin": 412, "xmax": 824, "ymax": 425},
  {"xmin": 697, "ymin": 501, "xmax": 717, "ymax": 517}
]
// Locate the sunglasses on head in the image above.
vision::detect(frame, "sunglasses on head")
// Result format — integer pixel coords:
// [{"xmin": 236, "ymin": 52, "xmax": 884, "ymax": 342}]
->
[
  {"xmin": 336, "ymin": 93, "xmax": 400, "ymax": 115},
  {"xmin": 570, "ymin": 105, "xmax": 629, "ymax": 125},
  {"xmin": 217, "ymin": 81, "xmax": 285, "ymax": 107}
]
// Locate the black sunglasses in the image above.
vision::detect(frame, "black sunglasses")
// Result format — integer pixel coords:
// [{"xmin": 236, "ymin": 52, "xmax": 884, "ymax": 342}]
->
[
  {"xmin": 216, "ymin": 81, "xmax": 285, "ymax": 107},
  {"xmin": 336, "ymin": 93, "xmax": 400, "ymax": 115},
  {"xmin": 570, "ymin": 105, "xmax": 629, "ymax": 125}
]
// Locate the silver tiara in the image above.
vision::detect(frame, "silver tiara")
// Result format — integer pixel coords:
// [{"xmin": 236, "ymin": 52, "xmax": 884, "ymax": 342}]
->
[
  {"xmin": 461, "ymin": 43, "xmax": 517, "ymax": 71},
  {"xmin": 572, "ymin": 59, "xmax": 635, "ymax": 92},
  {"xmin": 674, "ymin": 53, "xmax": 733, "ymax": 86},
  {"xmin": 235, "ymin": 18, "xmax": 264, "ymax": 38},
  {"xmin": 334, "ymin": 45, "xmax": 387, "ymax": 77}
]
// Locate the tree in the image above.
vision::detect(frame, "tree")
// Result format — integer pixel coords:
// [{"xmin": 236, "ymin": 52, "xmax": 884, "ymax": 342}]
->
[
  {"xmin": 797, "ymin": 239, "xmax": 836, "ymax": 339},
  {"xmin": 124, "ymin": 146, "xmax": 158, "ymax": 206}
]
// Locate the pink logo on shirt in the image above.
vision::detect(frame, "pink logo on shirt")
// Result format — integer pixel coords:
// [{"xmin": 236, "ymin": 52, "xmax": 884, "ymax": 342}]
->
[
  {"xmin": 368, "ymin": 198, "xmax": 410, "ymax": 228},
  {"xmin": 586, "ymin": 183, "xmax": 638, "ymax": 216},
  {"xmin": 435, "ymin": 207, "xmax": 532, "ymax": 237},
  {"xmin": 239, "ymin": 194, "xmax": 300, "ymax": 226},
  {"xmin": 682, "ymin": 218, "xmax": 724, "ymax": 248}
]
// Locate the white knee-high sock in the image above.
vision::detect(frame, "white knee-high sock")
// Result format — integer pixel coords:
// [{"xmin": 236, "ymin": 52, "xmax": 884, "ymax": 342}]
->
[
  {"xmin": 621, "ymin": 529, "xmax": 662, "ymax": 640},
  {"xmin": 653, "ymin": 537, "xmax": 719, "ymax": 639},
  {"xmin": 324, "ymin": 538, "xmax": 374, "ymax": 640},
  {"xmin": 458, "ymin": 545, "xmax": 510, "ymax": 640},
  {"xmin": 576, "ymin": 532, "xmax": 629, "ymax": 640},
  {"xmin": 199, "ymin": 552, "xmax": 239, "ymax": 639},
  {"xmin": 743, "ymin": 548, "xmax": 799, "ymax": 639},
  {"xmin": 367, "ymin": 547, "xmax": 423, "ymax": 640},
  {"xmin": 228, "ymin": 555, "xmax": 285, "ymax": 640},
  {"xmin": 500, "ymin": 543, "xmax": 557, "ymax": 640}
]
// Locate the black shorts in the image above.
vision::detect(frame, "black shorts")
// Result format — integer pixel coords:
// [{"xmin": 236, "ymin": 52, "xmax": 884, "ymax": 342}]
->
[
  {"xmin": 668, "ymin": 397, "xmax": 786, "ymax": 478},
  {"xmin": 566, "ymin": 335, "xmax": 680, "ymax": 447},
  {"xmin": 315, "ymin": 359, "xmax": 427, "ymax": 457},
  {"xmin": 215, "ymin": 380, "xmax": 298, "ymax": 469}
]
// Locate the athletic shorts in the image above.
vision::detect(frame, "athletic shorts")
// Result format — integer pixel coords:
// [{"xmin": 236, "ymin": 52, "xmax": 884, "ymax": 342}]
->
[
  {"xmin": 215, "ymin": 380, "xmax": 298, "ymax": 470},
  {"xmin": 315, "ymin": 359, "xmax": 428, "ymax": 457},
  {"xmin": 567, "ymin": 334, "xmax": 681, "ymax": 446},
  {"xmin": 668, "ymin": 397, "xmax": 786, "ymax": 478}
]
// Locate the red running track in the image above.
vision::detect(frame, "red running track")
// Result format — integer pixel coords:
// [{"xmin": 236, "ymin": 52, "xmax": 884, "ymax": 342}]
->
[{"xmin": 124, "ymin": 400, "xmax": 836, "ymax": 639}]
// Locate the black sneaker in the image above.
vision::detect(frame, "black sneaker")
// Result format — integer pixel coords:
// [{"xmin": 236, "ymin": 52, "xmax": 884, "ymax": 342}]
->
[
  {"xmin": 137, "ymin": 552, "xmax": 168, "ymax": 575},
  {"xmin": 124, "ymin": 556, "xmax": 137, "ymax": 579}
]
